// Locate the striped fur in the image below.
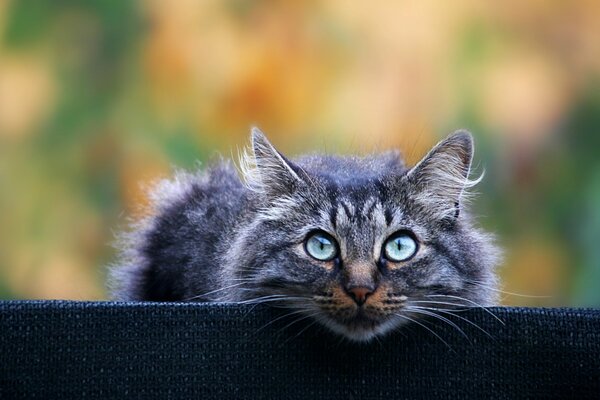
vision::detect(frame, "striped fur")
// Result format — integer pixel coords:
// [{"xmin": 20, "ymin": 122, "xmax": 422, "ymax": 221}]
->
[{"xmin": 110, "ymin": 128, "xmax": 500, "ymax": 341}]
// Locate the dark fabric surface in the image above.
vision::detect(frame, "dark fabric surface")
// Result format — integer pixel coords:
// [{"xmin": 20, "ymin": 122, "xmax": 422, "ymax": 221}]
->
[{"xmin": 0, "ymin": 301, "xmax": 599, "ymax": 399}]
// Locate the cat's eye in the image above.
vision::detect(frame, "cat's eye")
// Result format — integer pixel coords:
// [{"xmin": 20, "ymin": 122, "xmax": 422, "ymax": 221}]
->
[
  {"xmin": 305, "ymin": 231, "xmax": 338, "ymax": 261},
  {"xmin": 383, "ymin": 232, "xmax": 418, "ymax": 262}
]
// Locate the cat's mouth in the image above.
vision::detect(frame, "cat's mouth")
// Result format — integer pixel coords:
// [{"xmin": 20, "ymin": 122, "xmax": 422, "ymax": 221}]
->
[{"xmin": 320, "ymin": 308, "xmax": 400, "ymax": 342}]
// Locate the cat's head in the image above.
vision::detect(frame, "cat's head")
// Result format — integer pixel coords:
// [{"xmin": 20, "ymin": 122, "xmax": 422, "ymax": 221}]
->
[{"xmin": 234, "ymin": 128, "xmax": 499, "ymax": 342}]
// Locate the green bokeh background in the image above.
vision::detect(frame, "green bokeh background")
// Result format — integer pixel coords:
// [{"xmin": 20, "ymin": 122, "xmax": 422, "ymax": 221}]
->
[{"xmin": 0, "ymin": 1, "xmax": 599, "ymax": 305}]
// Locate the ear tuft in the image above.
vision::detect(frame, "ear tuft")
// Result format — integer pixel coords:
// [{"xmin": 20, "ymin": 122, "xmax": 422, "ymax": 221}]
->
[
  {"xmin": 407, "ymin": 130, "xmax": 481, "ymax": 220},
  {"xmin": 240, "ymin": 127, "xmax": 304, "ymax": 197}
]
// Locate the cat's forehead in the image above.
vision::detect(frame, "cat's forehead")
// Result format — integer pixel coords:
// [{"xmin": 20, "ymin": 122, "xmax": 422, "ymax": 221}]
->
[
  {"xmin": 298, "ymin": 165, "xmax": 411, "ymax": 228},
  {"xmin": 319, "ymin": 193, "xmax": 430, "ymax": 240},
  {"xmin": 294, "ymin": 151, "xmax": 407, "ymax": 183},
  {"xmin": 288, "ymin": 152, "xmax": 431, "ymax": 238},
  {"xmin": 329, "ymin": 196, "xmax": 389, "ymax": 227}
]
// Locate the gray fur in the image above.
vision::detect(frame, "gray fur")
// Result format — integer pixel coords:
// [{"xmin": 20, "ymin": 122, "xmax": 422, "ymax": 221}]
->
[{"xmin": 110, "ymin": 128, "xmax": 500, "ymax": 342}]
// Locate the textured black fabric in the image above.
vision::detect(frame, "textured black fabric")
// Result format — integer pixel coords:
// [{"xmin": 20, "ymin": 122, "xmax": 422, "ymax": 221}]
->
[{"xmin": 0, "ymin": 301, "xmax": 599, "ymax": 399}]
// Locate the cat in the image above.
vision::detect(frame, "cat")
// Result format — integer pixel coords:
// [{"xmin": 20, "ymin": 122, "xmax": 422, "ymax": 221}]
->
[{"xmin": 110, "ymin": 128, "xmax": 500, "ymax": 342}]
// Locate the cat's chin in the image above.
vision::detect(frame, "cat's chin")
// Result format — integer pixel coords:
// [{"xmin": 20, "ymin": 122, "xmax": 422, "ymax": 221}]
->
[{"xmin": 319, "ymin": 315, "xmax": 404, "ymax": 342}]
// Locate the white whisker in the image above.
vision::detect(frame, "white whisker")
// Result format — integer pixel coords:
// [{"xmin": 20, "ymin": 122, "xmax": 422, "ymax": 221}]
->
[
  {"xmin": 273, "ymin": 312, "xmax": 321, "ymax": 338},
  {"xmin": 409, "ymin": 305, "xmax": 495, "ymax": 340},
  {"xmin": 394, "ymin": 312, "xmax": 454, "ymax": 352},
  {"xmin": 404, "ymin": 306, "xmax": 470, "ymax": 341},
  {"xmin": 426, "ymin": 294, "xmax": 505, "ymax": 325},
  {"xmin": 282, "ymin": 318, "xmax": 321, "ymax": 344},
  {"xmin": 465, "ymin": 279, "xmax": 550, "ymax": 299},
  {"xmin": 184, "ymin": 282, "xmax": 250, "ymax": 301},
  {"xmin": 254, "ymin": 308, "xmax": 310, "ymax": 334}
]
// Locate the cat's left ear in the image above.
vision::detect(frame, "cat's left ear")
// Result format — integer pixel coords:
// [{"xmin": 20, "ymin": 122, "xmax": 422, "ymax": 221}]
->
[
  {"xmin": 405, "ymin": 130, "xmax": 480, "ymax": 220},
  {"xmin": 241, "ymin": 127, "xmax": 306, "ymax": 197}
]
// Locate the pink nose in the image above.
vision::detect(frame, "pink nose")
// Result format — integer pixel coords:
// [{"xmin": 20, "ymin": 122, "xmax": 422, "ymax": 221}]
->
[{"xmin": 347, "ymin": 287, "xmax": 373, "ymax": 306}]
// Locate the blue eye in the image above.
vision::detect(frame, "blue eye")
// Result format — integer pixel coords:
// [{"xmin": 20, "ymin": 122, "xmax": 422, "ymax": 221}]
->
[
  {"xmin": 305, "ymin": 232, "xmax": 338, "ymax": 261},
  {"xmin": 383, "ymin": 232, "xmax": 418, "ymax": 262}
]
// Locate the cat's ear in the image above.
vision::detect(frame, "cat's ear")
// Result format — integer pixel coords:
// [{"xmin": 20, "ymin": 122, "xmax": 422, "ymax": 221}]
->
[
  {"xmin": 406, "ymin": 130, "xmax": 480, "ymax": 220},
  {"xmin": 241, "ymin": 127, "xmax": 305, "ymax": 197}
]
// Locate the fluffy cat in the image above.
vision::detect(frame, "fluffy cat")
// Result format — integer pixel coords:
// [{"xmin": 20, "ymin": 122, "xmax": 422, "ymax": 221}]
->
[{"xmin": 110, "ymin": 128, "xmax": 500, "ymax": 342}]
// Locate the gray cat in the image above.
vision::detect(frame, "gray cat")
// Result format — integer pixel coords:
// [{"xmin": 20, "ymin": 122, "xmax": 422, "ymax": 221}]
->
[{"xmin": 110, "ymin": 128, "xmax": 500, "ymax": 341}]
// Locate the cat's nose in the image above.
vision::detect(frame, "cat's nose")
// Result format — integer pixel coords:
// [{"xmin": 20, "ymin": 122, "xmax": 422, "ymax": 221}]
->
[{"xmin": 347, "ymin": 287, "xmax": 374, "ymax": 306}]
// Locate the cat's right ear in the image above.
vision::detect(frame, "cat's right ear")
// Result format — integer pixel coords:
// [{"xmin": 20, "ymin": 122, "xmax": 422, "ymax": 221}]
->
[{"xmin": 240, "ymin": 127, "xmax": 305, "ymax": 197}]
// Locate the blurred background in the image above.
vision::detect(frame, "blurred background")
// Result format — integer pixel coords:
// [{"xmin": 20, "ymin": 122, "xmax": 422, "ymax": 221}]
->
[{"xmin": 0, "ymin": 0, "xmax": 599, "ymax": 306}]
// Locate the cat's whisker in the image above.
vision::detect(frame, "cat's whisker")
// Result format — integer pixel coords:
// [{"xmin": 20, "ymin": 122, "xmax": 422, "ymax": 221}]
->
[
  {"xmin": 235, "ymin": 295, "xmax": 288, "ymax": 305},
  {"xmin": 238, "ymin": 296, "xmax": 310, "ymax": 306},
  {"xmin": 394, "ymin": 312, "xmax": 454, "ymax": 352},
  {"xmin": 273, "ymin": 311, "xmax": 322, "ymax": 339},
  {"xmin": 254, "ymin": 308, "xmax": 310, "ymax": 334},
  {"xmin": 236, "ymin": 294, "xmax": 307, "ymax": 303},
  {"xmin": 238, "ymin": 295, "xmax": 291, "ymax": 317},
  {"xmin": 458, "ymin": 285, "xmax": 516, "ymax": 305},
  {"xmin": 409, "ymin": 300, "xmax": 471, "ymax": 311},
  {"xmin": 184, "ymin": 282, "xmax": 251, "ymax": 301},
  {"xmin": 210, "ymin": 286, "xmax": 262, "ymax": 302},
  {"xmin": 464, "ymin": 279, "xmax": 550, "ymax": 299},
  {"xmin": 426, "ymin": 294, "xmax": 505, "ymax": 325},
  {"xmin": 404, "ymin": 306, "xmax": 470, "ymax": 341},
  {"xmin": 196, "ymin": 281, "xmax": 284, "ymax": 303},
  {"xmin": 281, "ymin": 317, "xmax": 321, "ymax": 345},
  {"xmin": 234, "ymin": 295, "xmax": 309, "ymax": 309},
  {"xmin": 408, "ymin": 305, "xmax": 495, "ymax": 340}
]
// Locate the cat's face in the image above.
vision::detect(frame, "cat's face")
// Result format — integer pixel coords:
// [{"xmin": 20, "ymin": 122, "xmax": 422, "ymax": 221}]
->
[{"xmin": 235, "ymin": 129, "xmax": 499, "ymax": 342}]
